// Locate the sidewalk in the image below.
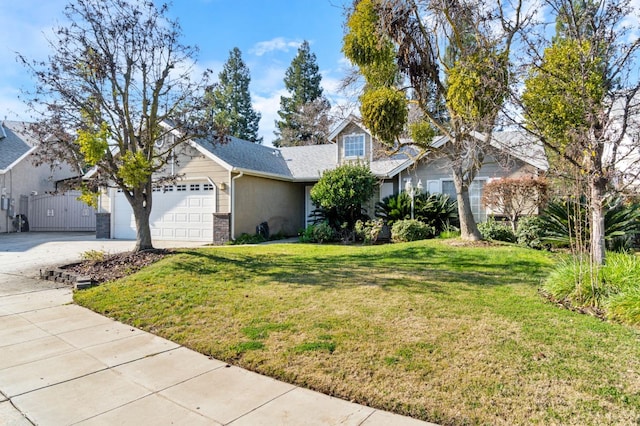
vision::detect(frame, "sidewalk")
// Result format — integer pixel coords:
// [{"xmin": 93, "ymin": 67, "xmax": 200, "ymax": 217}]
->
[{"xmin": 0, "ymin": 273, "xmax": 434, "ymax": 425}]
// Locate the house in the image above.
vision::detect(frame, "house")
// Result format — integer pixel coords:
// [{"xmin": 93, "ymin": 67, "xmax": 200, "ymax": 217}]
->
[
  {"xmin": 0, "ymin": 121, "xmax": 95, "ymax": 233},
  {"xmin": 99, "ymin": 116, "xmax": 547, "ymax": 244}
]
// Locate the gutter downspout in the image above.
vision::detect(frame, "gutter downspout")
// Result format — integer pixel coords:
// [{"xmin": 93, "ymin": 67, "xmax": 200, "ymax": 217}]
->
[{"xmin": 230, "ymin": 171, "xmax": 244, "ymax": 240}]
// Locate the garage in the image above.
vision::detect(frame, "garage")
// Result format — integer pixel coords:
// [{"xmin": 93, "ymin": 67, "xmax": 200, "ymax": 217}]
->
[{"xmin": 113, "ymin": 181, "xmax": 215, "ymax": 241}]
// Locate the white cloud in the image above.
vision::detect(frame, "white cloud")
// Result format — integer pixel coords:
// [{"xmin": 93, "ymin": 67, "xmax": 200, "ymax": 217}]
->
[
  {"xmin": 250, "ymin": 37, "xmax": 301, "ymax": 57},
  {"xmin": 252, "ymin": 89, "xmax": 288, "ymax": 147}
]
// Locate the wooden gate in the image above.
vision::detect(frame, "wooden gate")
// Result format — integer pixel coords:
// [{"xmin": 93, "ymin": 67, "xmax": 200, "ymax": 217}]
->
[{"xmin": 28, "ymin": 191, "xmax": 96, "ymax": 231}]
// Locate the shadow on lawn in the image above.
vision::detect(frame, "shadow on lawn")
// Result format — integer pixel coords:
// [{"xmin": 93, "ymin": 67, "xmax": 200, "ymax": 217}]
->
[{"xmin": 173, "ymin": 243, "xmax": 550, "ymax": 292}]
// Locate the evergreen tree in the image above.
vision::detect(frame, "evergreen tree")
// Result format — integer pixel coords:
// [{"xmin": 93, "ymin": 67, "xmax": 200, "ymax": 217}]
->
[
  {"xmin": 208, "ymin": 47, "xmax": 262, "ymax": 143},
  {"xmin": 274, "ymin": 41, "xmax": 331, "ymax": 147}
]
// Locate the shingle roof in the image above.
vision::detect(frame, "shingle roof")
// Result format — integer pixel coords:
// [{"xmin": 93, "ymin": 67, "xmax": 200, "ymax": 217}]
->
[
  {"xmin": 490, "ymin": 130, "xmax": 549, "ymax": 171},
  {"xmin": 0, "ymin": 121, "xmax": 38, "ymax": 171},
  {"xmin": 190, "ymin": 120, "xmax": 548, "ymax": 182},
  {"xmin": 278, "ymin": 144, "xmax": 336, "ymax": 180},
  {"xmin": 194, "ymin": 135, "xmax": 293, "ymax": 178}
]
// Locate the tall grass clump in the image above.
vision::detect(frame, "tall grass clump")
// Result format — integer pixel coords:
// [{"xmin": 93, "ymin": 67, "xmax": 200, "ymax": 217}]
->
[{"xmin": 543, "ymin": 251, "xmax": 640, "ymax": 324}]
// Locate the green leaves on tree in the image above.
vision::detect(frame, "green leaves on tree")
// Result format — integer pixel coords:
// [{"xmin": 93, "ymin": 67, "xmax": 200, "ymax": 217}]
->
[
  {"xmin": 523, "ymin": 38, "xmax": 604, "ymax": 153},
  {"xmin": 446, "ymin": 52, "xmax": 509, "ymax": 124},
  {"xmin": 77, "ymin": 121, "xmax": 109, "ymax": 166},
  {"xmin": 343, "ymin": 0, "xmax": 397, "ymax": 86},
  {"xmin": 360, "ymin": 87, "xmax": 407, "ymax": 145},
  {"xmin": 117, "ymin": 151, "xmax": 152, "ymax": 188}
]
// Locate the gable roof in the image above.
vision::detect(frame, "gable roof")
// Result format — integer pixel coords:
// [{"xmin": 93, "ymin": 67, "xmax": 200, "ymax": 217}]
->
[{"xmin": 0, "ymin": 121, "xmax": 38, "ymax": 173}]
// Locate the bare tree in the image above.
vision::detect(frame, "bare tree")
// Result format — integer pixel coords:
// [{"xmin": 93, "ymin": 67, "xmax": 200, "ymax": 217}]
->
[{"xmin": 19, "ymin": 0, "xmax": 224, "ymax": 251}]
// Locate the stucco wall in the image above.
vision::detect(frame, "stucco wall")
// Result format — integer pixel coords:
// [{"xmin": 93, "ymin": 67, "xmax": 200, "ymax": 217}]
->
[{"xmin": 233, "ymin": 174, "xmax": 304, "ymax": 237}]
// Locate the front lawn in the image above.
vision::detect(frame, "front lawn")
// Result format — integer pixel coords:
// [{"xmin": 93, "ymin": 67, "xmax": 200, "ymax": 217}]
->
[{"xmin": 74, "ymin": 240, "xmax": 640, "ymax": 425}]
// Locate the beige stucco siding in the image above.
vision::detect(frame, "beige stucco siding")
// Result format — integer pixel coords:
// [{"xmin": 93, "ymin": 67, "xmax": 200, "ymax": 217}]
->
[
  {"xmin": 233, "ymin": 174, "xmax": 304, "ymax": 237},
  {"xmin": 169, "ymin": 146, "xmax": 231, "ymax": 213}
]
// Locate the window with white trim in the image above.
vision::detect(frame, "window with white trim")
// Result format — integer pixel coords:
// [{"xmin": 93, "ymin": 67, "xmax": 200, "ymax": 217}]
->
[
  {"xmin": 190, "ymin": 183, "xmax": 200, "ymax": 191},
  {"xmin": 203, "ymin": 183, "xmax": 214, "ymax": 191},
  {"xmin": 441, "ymin": 179, "xmax": 487, "ymax": 222},
  {"xmin": 176, "ymin": 184, "xmax": 187, "ymax": 192},
  {"xmin": 344, "ymin": 134, "xmax": 365, "ymax": 158}
]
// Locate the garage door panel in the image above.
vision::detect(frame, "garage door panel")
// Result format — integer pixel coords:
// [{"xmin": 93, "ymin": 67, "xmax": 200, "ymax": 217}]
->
[{"xmin": 113, "ymin": 182, "xmax": 214, "ymax": 241}]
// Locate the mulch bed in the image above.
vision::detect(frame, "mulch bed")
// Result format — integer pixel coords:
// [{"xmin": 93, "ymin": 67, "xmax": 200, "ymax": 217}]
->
[{"xmin": 63, "ymin": 249, "xmax": 173, "ymax": 284}]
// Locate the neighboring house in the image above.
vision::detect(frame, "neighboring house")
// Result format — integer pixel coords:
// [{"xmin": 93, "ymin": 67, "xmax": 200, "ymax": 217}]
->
[
  {"xmin": 0, "ymin": 121, "xmax": 96, "ymax": 233},
  {"xmin": 99, "ymin": 116, "xmax": 547, "ymax": 244}
]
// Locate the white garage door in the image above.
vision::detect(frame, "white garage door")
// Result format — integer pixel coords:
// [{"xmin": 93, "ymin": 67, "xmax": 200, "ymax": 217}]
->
[{"xmin": 113, "ymin": 182, "xmax": 215, "ymax": 241}]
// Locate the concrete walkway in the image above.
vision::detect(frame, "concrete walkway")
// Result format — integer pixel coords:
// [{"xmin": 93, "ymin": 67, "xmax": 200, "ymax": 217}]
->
[{"xmin": 0, "ymin": 233, "xmax": 434, "ymax": 425}]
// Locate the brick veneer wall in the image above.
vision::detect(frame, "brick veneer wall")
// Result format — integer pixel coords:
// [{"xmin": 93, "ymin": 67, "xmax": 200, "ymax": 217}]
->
[{"xmin": 213, "ymin": 213, "xmax": 230, "ymax": 245}]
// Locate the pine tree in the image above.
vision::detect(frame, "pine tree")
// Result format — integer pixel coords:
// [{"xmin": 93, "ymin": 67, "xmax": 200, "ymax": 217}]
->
[
  {"xmin": 208, "ymin": 47, "xmax": 262, "ymax": 143},
  {"xmin": 274, "ymin": 41, "xmax": 331, "ymax": 147}
]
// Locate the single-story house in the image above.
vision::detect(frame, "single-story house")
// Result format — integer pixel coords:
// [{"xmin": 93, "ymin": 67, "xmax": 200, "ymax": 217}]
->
[
  {"xmin": 98, "ymin": 116, "xmax": 547, "ymax": 243},
  {"xmin": 0, "ymin": 121, "xmax": 95, "ymax": 233}
]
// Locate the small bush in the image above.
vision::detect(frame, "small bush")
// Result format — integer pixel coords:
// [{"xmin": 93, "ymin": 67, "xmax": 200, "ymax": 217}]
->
[
  {"xmin": 81, "ymin": 249, "xmax": 107, "ymax": 262},
  {"xmin": 391, "ymin": 219, "xmax": 434, "ymax": 243},
  {"xmin": 478, "ymin": 217, "xmax": 516, "ymax": 242},
  {"xmin": 543, "ymin": 252, "xmax": 640, "ymax": 325},
  {"xmin": 299, "ymin": 222, "xmax": 336, "ymax": 244},
  {"xmin": 516, "ymin": 216, "xmax": 547, "ymax": 249},
  {"xmin": 228, "ymin": 233, "xmax": 267, "ymax": 245},
  {"xmin": 355, "ymin": 219, "xmax": 385, "ymax": 244}
]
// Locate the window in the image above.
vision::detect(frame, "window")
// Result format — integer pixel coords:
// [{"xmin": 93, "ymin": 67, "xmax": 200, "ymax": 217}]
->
[
  {"xmin": 163, "ymin": 185, "xmax": 174, "ymax": 192},
  {"xmin": 441, "ymin": 179, "xmax": 487, "ymax": 222},
  {"xmin": 344, "ymin": 134, "xmax": 365, "ymax": 158},
  {"xmin": 176, "ymin": 184, "xmax": 187, "ymax": 192},
  {"xmin": 190, "ymin": 183, "xmax": 200, "ymax": 191},
  {"xmin": 203, "ymin": 183, "xmax": 214, "ymax": 191}
]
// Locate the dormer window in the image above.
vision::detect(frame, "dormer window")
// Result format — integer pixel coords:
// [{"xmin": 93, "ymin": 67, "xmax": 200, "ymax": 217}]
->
[{"xmin": 344, "ymin": 134, "xmax": 365, "ymax": 158}]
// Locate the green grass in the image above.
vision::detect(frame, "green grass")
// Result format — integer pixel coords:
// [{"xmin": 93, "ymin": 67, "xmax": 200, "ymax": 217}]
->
[{"xmin": 74, "ymin": 240, "xmax": 640, "ymax": 425}]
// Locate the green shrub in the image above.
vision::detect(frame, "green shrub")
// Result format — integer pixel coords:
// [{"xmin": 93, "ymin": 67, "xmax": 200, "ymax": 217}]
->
[
  {"xmin": 299, "ymin": 222, "xmax": 336, "ymax": 244},
  {"xmin": 81, "ymin": 249, "xmax": 107, "ymax": 262},
  {"xmin": 391, "ymin": 219, "xmax": 434, "ymax": 242},
  {"xmin": 228, "ymin": 233, "xmax": 267, "ymax": 245},
  {"xmin": 516, "ymin": 215, "xmax": 547, "ymax": 249},
  {"xmin": 355, "ymin": 219, "xmax": 385, "ymax": 244},
  {"xmin": 540, "ymin": 196, "xmax": 640, "ymax": 251},
  {"xmin": 478, "ymin": 217, "xmax": 515, "ymax": 242},
  {"xmin": 438, "ymin": 226, "xmax": 461, "ymax": 239},
  {"xmin": 543, "ymin": 251, "xmax": 640, "ymax": 324},
  {"xmin": 376, "ymin": 192, "xmax": 458, "ymax": 232}
]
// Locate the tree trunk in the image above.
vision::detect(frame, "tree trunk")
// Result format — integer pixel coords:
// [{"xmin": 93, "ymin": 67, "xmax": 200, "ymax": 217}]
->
[
  {"xmin": 590, "ymin": 177, "xmax": 606, "ymax": 265},
  {"xmin": 130, "ymin": 190, "xmax": 154, "ymax": 252},
  {"xmin": 453, "ymin": 170, "xmax": 482, "ymax": 241}
]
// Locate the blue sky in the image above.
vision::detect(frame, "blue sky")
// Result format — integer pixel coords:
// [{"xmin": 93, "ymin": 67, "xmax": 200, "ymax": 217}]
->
[{"xmin": 0, "ymin": 0, "xmax": 354, "ymax": 146}]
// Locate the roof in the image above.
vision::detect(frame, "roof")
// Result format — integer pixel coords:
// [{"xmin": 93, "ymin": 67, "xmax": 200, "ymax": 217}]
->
[
  {"xmin": 278, "ymin": 144, "xmax": 336, "ymax": 180},
  {"xmin": 190, "ymin": 118, "xmax": 548, "ymax": 182},
  {"xmin": 490, "ymin": 130, "xmax": 549, "ymax": 171},
  {"xmin": 0, "ymin": 121, "xmax": 39, "ymax": 172},
  {"xmin": 193, "ymin": 135, "xmax": 293, "ymax": 179}
]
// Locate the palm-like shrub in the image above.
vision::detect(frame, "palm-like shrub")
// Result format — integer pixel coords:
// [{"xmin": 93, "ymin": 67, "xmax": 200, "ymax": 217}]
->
[
  {"xmin": 540, "ymin": 195, "xmax": 640, "ymax": 251},
  {"xmin": 376, "ymin": 192, "xmax": 458, "ymax": 233},
  {"xmin": 375, "ymin": 193, "xmax": 412, "ymax": 225}
]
